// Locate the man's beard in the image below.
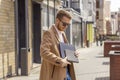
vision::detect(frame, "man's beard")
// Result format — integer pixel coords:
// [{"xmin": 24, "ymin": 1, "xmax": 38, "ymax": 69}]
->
[{"xmin": 57, "ymin": 23, "xmax": 64, "ymax": 31}]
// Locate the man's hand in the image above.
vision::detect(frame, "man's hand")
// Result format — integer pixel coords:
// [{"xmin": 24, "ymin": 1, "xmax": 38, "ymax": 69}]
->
[
  {"xmin": 61, "ymin": 57, "xmax": 71, "ymax": 68},
  {"xmin": 75, "ymin": 51, "xmax": 80, "ymax": 57}
]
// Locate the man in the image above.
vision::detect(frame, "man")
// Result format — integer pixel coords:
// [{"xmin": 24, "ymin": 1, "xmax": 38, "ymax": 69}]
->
[
  {"xmin": 96, "ymin": 34, "xmax": 99, "ymax": 46},
  {"xmin": 99, "ymin": 34, "xmax": 103, "ymax": 46},
  {"xmin": 40, "ymin": 10, "xmax": 76, "ymax": 80}
]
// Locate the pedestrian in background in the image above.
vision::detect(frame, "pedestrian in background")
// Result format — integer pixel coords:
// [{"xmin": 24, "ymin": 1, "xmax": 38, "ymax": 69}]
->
[
  {"xmin": 39, "ymin": 10, "xmax": 78, "ymax": 80},
  {"xmin": 99, "ymin": 34, "xmax": 103, "ymax": 46},
  {"xmin": 96, "ymin": 34, "xmax": 99, "ymax": 46}
]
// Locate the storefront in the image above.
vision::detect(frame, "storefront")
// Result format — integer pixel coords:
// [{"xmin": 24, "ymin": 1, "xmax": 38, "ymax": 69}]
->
[{"xmin": 65, "ymin": 8, "xmax": 83, "ymax": 49}]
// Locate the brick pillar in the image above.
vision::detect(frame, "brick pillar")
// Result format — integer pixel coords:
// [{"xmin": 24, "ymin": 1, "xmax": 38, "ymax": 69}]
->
[
  {"xmin": 110, "ymin": 53, "xmax": 120, "ymax": 80},
  {"xmin": 104, "ymin": 41, "xmax": 120, "ymax": 57}
]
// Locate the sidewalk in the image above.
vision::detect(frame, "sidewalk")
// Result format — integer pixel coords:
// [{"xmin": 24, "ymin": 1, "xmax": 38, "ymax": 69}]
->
[
  {"xmin": 7, "ymin": 64, "xmax": 40, "ymax": 80},
  {"xmin": 75, "ymin": 45, "xmax": 109, "ymax": 80},
  {"xmin": 7, "ymin": 45, "xmax": 110, "ymax": 80}
]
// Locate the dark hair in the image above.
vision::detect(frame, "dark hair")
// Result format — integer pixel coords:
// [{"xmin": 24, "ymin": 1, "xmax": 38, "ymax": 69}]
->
[{"xmin": 56, "ymin": 9, "xmax": 72, "ymax": 20}]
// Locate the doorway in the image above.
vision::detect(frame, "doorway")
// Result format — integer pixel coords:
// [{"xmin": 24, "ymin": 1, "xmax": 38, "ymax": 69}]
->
[{"xmin": 32, "ymin": 1, "xmax": 41, "ymax": 63}]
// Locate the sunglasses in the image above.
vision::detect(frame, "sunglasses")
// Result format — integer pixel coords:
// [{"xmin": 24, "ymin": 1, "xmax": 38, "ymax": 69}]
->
[{"xmin": 59, "ymin": 19, "xmax": 70, "ymax": 27}]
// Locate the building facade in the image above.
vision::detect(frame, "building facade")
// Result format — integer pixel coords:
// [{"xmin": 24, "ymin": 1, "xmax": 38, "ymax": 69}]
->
[
  {"xmin": 0, "ymin": 0, "xmax": 61, "ymax": 79},
  {"xmin": 82, "ymin": 0, "xmax": 96, "ymax": 47},
  {"xmin": 111, "ymin": 12, "xmax": 118, "ymax": 34},
  {"xmin": 0, "ymin": 0, "xmax": 16, "ymax": 78},
  {"xmin": 105, "ymin": 1, "xmax": 111, "ymax": 35},
  {"xmin": 61, "ymin": 0, "xmax": 83, "ymax": 48},
  {"xmin": 96, "ymin": 0, "xmax": 105, "ymax": 35}
]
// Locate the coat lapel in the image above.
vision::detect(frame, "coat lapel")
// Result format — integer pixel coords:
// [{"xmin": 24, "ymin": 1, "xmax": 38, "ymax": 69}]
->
[{"xmin": 51, "ymin": 25, "xmax": 61, "ymax": 42}]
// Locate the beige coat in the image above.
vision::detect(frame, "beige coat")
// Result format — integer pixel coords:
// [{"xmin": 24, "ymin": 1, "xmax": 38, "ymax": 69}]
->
[{"xmin": 40, "ymin": 25, "xmax": 76, "ymax": 80}]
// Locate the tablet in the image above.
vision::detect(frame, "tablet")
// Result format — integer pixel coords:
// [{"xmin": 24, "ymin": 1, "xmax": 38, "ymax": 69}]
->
[
  {"xmin": 65, "ymin": 49, "xmax": 79, "ymax": 63},
  {"xmin": 59, "ymin": 42, "xmax": 75, "ymax": 58}
]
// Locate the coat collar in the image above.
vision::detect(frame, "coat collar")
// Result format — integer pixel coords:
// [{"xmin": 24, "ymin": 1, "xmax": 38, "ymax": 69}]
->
[{"xmin": 50, "ymin": 25, "xmax": 68, "ymax": 43}]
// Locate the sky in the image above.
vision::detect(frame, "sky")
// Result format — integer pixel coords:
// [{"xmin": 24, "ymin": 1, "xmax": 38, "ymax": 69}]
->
[{"xmin": 110, "ymin": 0, "xmax": 120, "ymax": 11}]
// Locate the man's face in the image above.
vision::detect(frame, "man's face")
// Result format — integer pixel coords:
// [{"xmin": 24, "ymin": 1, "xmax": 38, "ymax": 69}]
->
[{"xmin": 56, "ymin": 16, "xmax": 71, "ymax": 31}]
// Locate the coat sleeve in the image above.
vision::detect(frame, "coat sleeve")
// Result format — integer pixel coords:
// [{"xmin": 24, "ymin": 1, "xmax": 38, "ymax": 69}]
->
[{"xmin": 40, "ymin": 31, "xmax": 64, "ymax": 67}]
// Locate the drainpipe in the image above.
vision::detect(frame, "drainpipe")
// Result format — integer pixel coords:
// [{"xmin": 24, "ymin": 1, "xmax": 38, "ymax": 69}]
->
[
  {"xmin": 47, "ymin": 0, "xmax": 49, "ymax": 27},
  {"xmin": 86, "ymin": 21, "xmax": 89, "ymax": 47},
  {"xmin": 15, "ymin": 0, "xmax": 19, "ymax": 75},
  {"xmin": 25, "ymin": 0, "xmax": 29, "ymax": 50},
  {"xmin": 81, "ymin": 18, "xmax": 83, "ymax": 47}
]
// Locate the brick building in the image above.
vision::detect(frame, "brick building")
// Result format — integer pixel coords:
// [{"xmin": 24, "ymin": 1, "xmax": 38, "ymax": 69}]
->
[
  {"xmin": 105, "ymin": 1, "xmax": 111, "ymax": 35},
  {"xmin": 96, "ymin": 0, "xmax": 106, "ymax": 35},
  {"xmin": 0, "ymin": 0, "xmax": 16, "ymax": 79},
  {"xmin": 0, "ymin": 0, "xmax": 61, "ymax": 79}
]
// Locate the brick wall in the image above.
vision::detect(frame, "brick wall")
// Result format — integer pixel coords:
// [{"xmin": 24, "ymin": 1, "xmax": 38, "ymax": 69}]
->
[
  {"xmin": 0, "ymin": 0, "xmax": 16, "ymax": 78},
  {"xmin": 110, "ymin": 55, "xmax": 120, "ymax": 80},
  {"xmin": 104, "ymin": 41, "xmax": 120, "ymax": 57}
]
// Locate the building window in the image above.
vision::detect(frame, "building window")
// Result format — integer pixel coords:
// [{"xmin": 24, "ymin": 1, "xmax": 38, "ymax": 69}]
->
[
  {"xmin": 61, "ymin": 0, "xmax": 69, "ymax": 8},
  {"xmin": 71, "ymin": 0, "xmax": 80, "ymax": 12},
  {"xmin": 71, "ymin": 0, "xmax": 79, "ymax": 9},
  {"xmin": 96, "ymin": 0, "xmax": 100, "ymax": 8},
  {"xmin": 96, "ymin": 11, "xmax": 99, "ymax": 19},
  {"xmin": 100, "ymin": 0, "xmax": 103, "ymax": 8},
  {"xmin": 66, "ymin": 1, "xmax": 69, "ymax": 7}
]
